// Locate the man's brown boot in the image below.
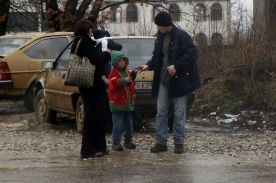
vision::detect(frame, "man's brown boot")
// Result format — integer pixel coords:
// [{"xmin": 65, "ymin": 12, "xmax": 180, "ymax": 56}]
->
[
  {"xmin": 174, "ymin": 144, "xmax": 184, "ymax": 154},
  {"xmin": 124, "ymin": 139, "xmax": 136, "ymax": 149}
]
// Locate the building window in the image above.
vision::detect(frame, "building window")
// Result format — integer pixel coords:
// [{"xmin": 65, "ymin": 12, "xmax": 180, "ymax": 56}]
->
[
  {"xmin": 211, "ymin": 33, "xmax": 223, "ymax": 46},
  {"xmin": 211, "ymin": 3, "xmax": 222, "ymax": 21},
  {"xmin": 110, "ymin": 6, "xmax": 122, "ymax": 23},
  {"xmin": 169, "ymin": 3, "xmax": 180, "ymax": 21},
  {"xmin": 152, "ymin": 4, "xmax": 164, "ymax": 20},
  {"xmin": 195, "ymin": 3, "xmax": 207, "ymax": 22},
  {"xmin": 126, "ymin": 4, "xmax": 138, "ymax": 22},
  {"xmin": 195, "ymin": 33, "xmax": 208, "ymax": 47}
]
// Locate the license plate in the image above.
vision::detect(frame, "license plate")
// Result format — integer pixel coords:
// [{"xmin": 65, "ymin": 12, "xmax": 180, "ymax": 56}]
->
[{"xmin": 135, "ymin": 81, "xmax": 152, "ymax": 89}]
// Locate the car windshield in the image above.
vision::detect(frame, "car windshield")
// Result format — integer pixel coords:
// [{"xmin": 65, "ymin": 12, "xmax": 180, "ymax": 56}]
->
[
  {"xmin": 0, "ymin": 38, "xmax": 30, "ymax": 56},
  {"xmin": 115, "ymin": 38, "xmax": 155, "ymax": 69}
]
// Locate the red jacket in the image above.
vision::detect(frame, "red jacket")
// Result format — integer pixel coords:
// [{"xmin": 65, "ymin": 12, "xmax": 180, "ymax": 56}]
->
[{"xmin": 108, "ymin": 68, "xmax": 135, "ymax": 111}]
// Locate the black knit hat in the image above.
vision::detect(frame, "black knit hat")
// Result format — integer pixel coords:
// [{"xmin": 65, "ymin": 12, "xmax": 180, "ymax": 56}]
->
[{"xmin": 154, "ymin": 11, "xmax": 173, "ymax": 27}]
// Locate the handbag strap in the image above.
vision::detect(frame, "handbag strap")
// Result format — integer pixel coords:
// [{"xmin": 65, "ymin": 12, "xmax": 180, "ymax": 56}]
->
[{"xmin": 73, "ymin": 39, "xmax": 82, "ymax": 54}]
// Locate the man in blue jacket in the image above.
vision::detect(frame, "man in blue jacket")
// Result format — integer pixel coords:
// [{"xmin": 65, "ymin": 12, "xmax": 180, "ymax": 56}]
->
[{"xmin": 137, "ymin": 11, "xmax": 200, "ymax": 154}]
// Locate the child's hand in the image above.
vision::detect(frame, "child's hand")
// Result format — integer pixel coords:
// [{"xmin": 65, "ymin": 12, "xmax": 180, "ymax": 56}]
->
[
  {"xmin": 124, "ymin": 76, "xmax": 132, "ymax": 84},
  {"xmin": 130, "ymin": 69, "xmax": 138, "ymax": 80}
]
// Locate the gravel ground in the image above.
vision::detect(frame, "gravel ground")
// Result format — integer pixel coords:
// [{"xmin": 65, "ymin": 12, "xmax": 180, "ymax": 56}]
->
[
  {"xmin": 0, "ymin": 122, "xmax": 275, "ymax": 162},
  {"xmin": 0, "ymin": 99, "xmax": 275, "ymax": 163}
]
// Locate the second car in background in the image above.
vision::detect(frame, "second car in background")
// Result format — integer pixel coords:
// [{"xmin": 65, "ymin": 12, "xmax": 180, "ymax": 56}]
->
[{"xmin": 0, "ymin": 32, "xmax": 73, "ymax": 111}]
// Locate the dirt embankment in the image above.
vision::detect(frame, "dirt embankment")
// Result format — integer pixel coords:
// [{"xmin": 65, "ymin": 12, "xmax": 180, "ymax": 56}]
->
[{"xmin": 191, "ymin": 70, "xmax": 276, "ymax": 131}]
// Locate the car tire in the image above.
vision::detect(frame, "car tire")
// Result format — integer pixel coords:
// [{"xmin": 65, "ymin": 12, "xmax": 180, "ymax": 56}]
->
[
  {"xmin": 132, "ymin": 110, "xmax": 143, "ymax": 131},
  {"xmin": 75, "ymin": 96, "xmax": 84, "ymax": 133},
  {"xmin": 34, "ymin": 90, "xmax": 57, "ymax": 123},
  {"xmin": 24, "ymin": 85, "xmax": 35, "ymax": 112}
]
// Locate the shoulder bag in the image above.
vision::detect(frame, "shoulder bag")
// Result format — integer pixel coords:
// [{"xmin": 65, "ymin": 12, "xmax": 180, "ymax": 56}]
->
[{"xmin": 64, "ymin": 39, "xmax": 96, "ymax": 87}]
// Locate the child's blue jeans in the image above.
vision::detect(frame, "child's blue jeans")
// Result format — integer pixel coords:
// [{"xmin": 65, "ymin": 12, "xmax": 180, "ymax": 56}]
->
[{"xmin": 112, "ymin": 111, "xmax": 133, "ymax": 145}]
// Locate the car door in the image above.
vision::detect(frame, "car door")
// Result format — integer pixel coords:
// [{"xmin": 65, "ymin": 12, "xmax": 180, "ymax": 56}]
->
[{"xmin": 44, "ymin": 44, "xmax": 79, "ymax": 114}]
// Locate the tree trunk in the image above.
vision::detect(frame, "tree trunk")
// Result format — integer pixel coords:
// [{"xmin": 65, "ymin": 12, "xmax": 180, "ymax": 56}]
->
[
  {"xmin": 88, "ymin": 0, "xmax": 103, "ymax": 23},
  {"xmin": 75, "ymin": 0, "xmax": 93, "ymax": 20},
  {"xmin": 65, "ymin": 0, "xmax": 78, "ymax": 15},
  {"xmin": 45, "ymin": 0, "xmax": 61, "ymax": 31},
  {"xmin": 270, "ymin": 0, "xmax": 276, "ymax": 41},
  {"xmin": 61, "ymin": 0, "xmax": 79, "ymax": 31},
  {"xmin": 0, "ymin": 0, "xmax": 10, "ymax": 36}
]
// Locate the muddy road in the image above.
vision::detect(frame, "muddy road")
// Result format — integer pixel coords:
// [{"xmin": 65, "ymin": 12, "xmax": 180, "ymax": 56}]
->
[{"xmin": 0, "ymin": 100, "xmax": 276, "ymax": 183}]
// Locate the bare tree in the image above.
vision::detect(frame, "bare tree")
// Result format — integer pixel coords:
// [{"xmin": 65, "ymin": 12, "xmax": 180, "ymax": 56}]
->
[
  {"xmin": 61, "ymin": 0, "xmax": 78, "ymax": 31},
  {"xmin": 0, "ymin": 0, "xmax": 10, "ymax": 36},
  {"xmin": 3, "ymin": 0, "xmax": 179, "ymax": 34},
  {"xmin": 45, "ymin": 0, "xmax": 61, "ymax": 31}
]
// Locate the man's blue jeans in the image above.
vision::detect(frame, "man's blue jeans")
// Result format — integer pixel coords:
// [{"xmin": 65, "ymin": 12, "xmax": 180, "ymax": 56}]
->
[
  {"xmin": 155, "ymin": 84, "xmax": 187, "ymax": 145},
  {"xmin": 112, "ymin": 111, "xmax": 133, "ymax": 145}
]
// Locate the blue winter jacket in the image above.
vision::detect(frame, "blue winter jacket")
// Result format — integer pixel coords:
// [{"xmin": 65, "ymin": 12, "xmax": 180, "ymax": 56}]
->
[{"xmin": 146, "ymin": 25, "xmax": 200, "ymax": 97}]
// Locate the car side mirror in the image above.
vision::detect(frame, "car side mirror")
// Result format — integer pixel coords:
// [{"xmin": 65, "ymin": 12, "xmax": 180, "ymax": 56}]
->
[{"xmin": 42, "ymin": 61, "xmax": 53, "ymax": 69}]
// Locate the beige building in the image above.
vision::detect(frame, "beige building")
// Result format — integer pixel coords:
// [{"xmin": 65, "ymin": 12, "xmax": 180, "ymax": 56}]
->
[
  {"xmin": 103, "ymin": 0, "xmax": 231, "ymax": 46},
  {"xmin": 7, "ymin": 0, "xmax": 232, "ymax": 46}
]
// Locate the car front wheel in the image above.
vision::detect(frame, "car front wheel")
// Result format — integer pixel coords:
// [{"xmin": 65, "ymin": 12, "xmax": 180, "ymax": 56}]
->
[
  {"xmin": 34, "ymin": 90, "xmax": 57, "ymax": 123},
  {"xmin": 75, "ymin": 96, "xmax": 84, "ymax": 133}
]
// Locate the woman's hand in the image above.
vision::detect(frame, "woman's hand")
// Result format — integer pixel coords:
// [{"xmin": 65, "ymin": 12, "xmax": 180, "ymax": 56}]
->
[
  {"xmin": 106, "ymin": 48, "xmax": 112, "ymax": 54},
  {"xmin": 101, "ymin": 75, "xmax": 109, "ymax": 85}
]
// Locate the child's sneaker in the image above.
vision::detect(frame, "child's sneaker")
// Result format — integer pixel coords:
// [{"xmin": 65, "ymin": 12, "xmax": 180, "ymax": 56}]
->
[{"xmin": 112, "ymin": 144, "xmax": 124, "ymax": 151}]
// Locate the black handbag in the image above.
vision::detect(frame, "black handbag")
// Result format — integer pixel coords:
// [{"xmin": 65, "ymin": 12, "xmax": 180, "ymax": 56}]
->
[{"xmin": 64, "ymin": 39, "xmax": 96, "ymax": 87}]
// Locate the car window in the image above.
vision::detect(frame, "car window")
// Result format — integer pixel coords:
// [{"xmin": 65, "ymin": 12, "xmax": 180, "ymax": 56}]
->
[
  {"xmin": 54, "ymin": 38, "xmax": 155, "ymax": 71},
  {"xmin": 55, "ymin": 45, "xmax": 71, "ymax": 70},
  {"xmin": 0, "ymin": 38, "xmax": 30, "ymax": 56},
  {"xmin": 114, "ymin": 38, "xmax": 155, "ymax": 68},
  {"xmin": 25, "ymin": 37, "xmax": 69, "ymax": 60}
]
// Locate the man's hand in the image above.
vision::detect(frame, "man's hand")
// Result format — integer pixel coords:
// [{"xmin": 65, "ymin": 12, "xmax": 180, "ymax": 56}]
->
[
  {"xmin": 167, "ymin": 65, "xmax": 176, "ymax": 76},
  {"xmin": 136, "ymin": 65, "xmax": 149, "ymax": 72}
]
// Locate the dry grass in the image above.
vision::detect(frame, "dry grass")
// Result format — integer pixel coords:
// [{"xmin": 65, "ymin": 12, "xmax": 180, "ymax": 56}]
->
[{"xmin": 194, "ymin": 27, "xmax": 276, "ymax": 114}]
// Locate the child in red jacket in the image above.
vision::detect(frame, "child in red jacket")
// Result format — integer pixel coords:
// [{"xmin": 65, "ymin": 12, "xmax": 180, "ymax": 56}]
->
[{"xmin": 108, "ymin": 51, "xmax": 136, "ymax": 151}]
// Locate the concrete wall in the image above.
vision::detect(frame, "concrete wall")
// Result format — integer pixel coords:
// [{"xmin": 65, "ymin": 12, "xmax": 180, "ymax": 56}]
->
[
  {"xmin": 253, "ymin": 0, "xmax": 276, "ymax": 40},
  {"xmin": 253, "ymin": 0, "xmax": 276, "ymax": 68}
]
